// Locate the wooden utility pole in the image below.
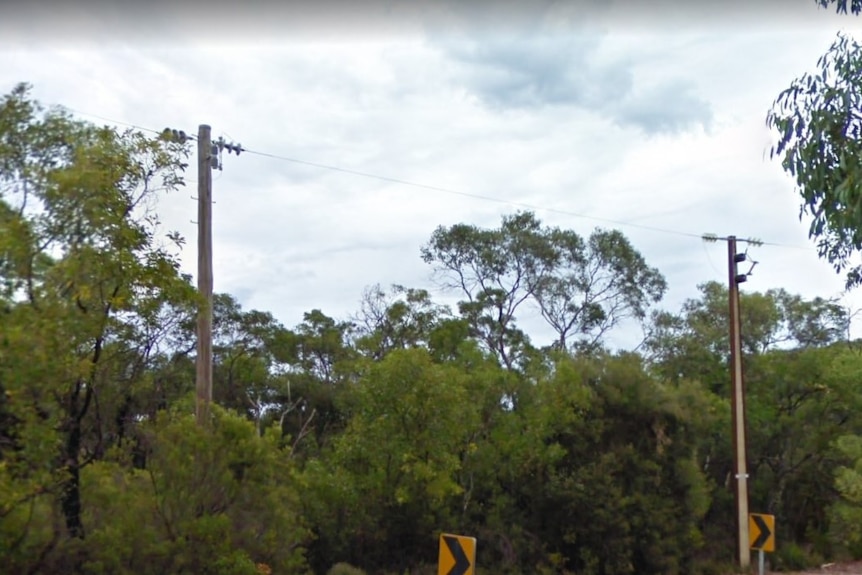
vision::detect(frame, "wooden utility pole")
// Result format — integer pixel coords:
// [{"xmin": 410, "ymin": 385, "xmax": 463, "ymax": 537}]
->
[
  {"xmin": 196, "ymin": 124, "xmax": 213, "ymax": 426},
  {"xmin": 728, "ymin": 236, "xmax": 750, "ymax": 571}
]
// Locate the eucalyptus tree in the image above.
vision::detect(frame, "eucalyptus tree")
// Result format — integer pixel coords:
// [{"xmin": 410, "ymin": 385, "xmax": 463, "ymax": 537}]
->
[
  {"xmin": 768, "ymin": 0, "xmax": 862, "ymax": 285},
  {"xmin": 421, "ymin": 211, "xmax": 665, "ymax": 367}
]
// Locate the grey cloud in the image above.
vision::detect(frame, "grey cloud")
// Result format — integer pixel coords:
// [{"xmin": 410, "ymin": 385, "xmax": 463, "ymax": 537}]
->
[
  {"xmin": 444, "ymin": 35, "xmax": 624, "ymax": 108},
  {"xmin": 441, "ymin": 34, "xmax": 711, "ymax": 135},
  {"xmin": 610, "ymin": 79, "xmax": 712, "ymax": 135}
]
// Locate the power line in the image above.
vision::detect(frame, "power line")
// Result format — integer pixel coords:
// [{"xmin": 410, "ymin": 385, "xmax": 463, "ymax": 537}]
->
[
  {"xmin": 242, "ymin": 146, "xmax": 714, "ymax": 240},
  {"xmin": 59, "ymin": 106, "xmax": 165, "ymax": 137},
  {"xmin": 54, "ymin": 106, "xmax": 817, "ymax": 251},
  {"xmin": 240, "ymin": 148, "xmax": 815, "ymax": 250}
]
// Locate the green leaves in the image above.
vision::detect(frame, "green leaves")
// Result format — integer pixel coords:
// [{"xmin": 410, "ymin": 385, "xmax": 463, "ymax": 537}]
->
[
  {"xmin": 76, "ymin": 406, "xmax": 309, "ymax": 575},
  {"xmin": 301, "ymin": 348, "xmax": 482, "ymax": 570},
  {"xmin": 422, "ymin": 212, "xmax": 666, "ymax": 365},
  {"xmin": 7, "ymin": 77, "xmax": 862, "ymax": 574},
  {"xmin": 0, "ymin": 83, "xmax": 200, "ymax": 565},
  {"xmin": 767, "ymin": 32, "xmax": 862, "ymax": 287},
  {"xmin": 828, "ymin": 434, "xmax": 862, "ymax": 555},
  {"xmin": 816, "ymin": 0, "xmax": 862, "ymax": 15},
  {"xmin": 353, "ymin": 284, "xmax": 453, "ymax": 359},
  {"xmin": 645, "ymin": 282, "xmax": 849, "ymax": 391}
]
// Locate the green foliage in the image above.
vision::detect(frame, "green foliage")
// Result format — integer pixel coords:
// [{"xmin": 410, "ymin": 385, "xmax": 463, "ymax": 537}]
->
[
  {"xmin": 772, "ymin": 541, "xmax": 821, "ymax": 572},
  {"xmin": 208, "ymin": 292, "xmax": 299, "ymax": 435},
  {"xmin": 829, "ymin": 434, "xmax": 862, "ymax": 558},
  {"xmin": 767, "ymin": 31, "xmax": 862, "ymax": 286},
  {"xmin": 282, "ymin": 309, "xmax": 357, "ymax": 384},
  {"xmin": 643, "ymin": 284, "xmax": 861, "ymax": 568},
  {"xmin": 421, "ymin": 212, "xmax": 665, "ymax": 367},
  {"xmin": 815, "ymin": 0, "xmax": 862, "ymax": 16},
  {"xmin": 76, "ymin": 405, "xmax": 309, "ymax": 574},
  {"xmin": 537, "ymin": 354, "xmax": 714, "ymax": 575},
  {"xmin": 302, "ymin": 348, "xmax": 480, "ymax": 572},
  {"xmin": 0, "ymin": 465, "xmax": 56, "ymax": 573},
  {"xmin": 0, "ymin": 81, "xmax": 197, "ymax": 559},
  {"xmin": 0, "ymin": 84, "xmax": 312, "ymax": 574},
  {"xmin": 7, "ymin": 81, "xmax": 862, "ymax": 575},
  {"xmin": 746, "ymin": 346, "xmax": 862, "ymax": 520},
  {"xmin": 645, "ymin": 281, "xmax": 848, "ymax": 392}
]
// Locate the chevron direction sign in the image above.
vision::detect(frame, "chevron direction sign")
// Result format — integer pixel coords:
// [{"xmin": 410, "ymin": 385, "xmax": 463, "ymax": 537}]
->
[
  {"xmin": 749, "ymin": 513, "xmax": 775, "ymax": 552},
  {"xmin": 438, "ymin": 533, "xmax": 476, "ymax": 575}
]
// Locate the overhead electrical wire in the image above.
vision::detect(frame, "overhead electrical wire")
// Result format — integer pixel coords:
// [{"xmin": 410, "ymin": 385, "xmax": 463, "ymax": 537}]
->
[
  {"xmin": 238, "ymin": 147, "xmax": 814, "ymax": 250},
  {"xmin": 56, "ymin": 106, "xmax": 815, "ymax": 251},
  {"xmin": 60, "ymin": 107, "xmax": 164, "ymax": 137}
]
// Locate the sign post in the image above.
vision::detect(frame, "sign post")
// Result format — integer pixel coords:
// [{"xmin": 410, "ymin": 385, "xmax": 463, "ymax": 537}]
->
[{"xmin": 438, "ymin": 533, "xmax": 476, "ymax": 575}]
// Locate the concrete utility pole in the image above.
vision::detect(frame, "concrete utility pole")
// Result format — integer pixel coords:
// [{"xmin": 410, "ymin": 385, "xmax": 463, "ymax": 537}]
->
[
  {"xmin": 196, "ymin": 124, "xmax": 214, "ymax": 426},
  {"xmin": 162, "ymin": 124, "xmax": 241, "ymax": 426},
  {"xmin": 728, "ymin": 235, "xmax": 750, "ymax": 571}
]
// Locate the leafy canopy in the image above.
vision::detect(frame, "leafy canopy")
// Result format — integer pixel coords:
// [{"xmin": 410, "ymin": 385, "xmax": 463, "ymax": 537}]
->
[{"xmin": 767, "ymin": 3, "xmax": 862, "ymax": 285}]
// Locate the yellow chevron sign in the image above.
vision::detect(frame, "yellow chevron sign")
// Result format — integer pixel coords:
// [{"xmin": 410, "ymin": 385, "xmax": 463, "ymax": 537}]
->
[
  {"xmin": 438, "ymin": 533, "xmax": 476, "ymax": 575},
  {"xmin": 749, "ymin": 513, "xmax": 775, "ymax": 552}
]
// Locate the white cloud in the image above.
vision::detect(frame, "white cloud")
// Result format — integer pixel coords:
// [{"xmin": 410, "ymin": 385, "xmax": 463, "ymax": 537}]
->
[{"xmin": 3, "ymin": 0, "xmax": 862, "ymax": 348}]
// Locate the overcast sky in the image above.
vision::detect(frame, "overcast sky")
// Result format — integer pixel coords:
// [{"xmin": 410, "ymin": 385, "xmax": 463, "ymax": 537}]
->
[{"xmin": 3, "ymin": 0, "xmax": 862, "ymax": 349}]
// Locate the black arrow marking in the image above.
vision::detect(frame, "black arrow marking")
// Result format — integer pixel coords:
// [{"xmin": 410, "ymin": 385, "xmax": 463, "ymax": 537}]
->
[
  {"xmin": 752, "ymin": 515, "xmax": 772, "ymax": 549},
  {"xmin": 443, "ymin": 535, "xmax": 471, "ymax": 575}
]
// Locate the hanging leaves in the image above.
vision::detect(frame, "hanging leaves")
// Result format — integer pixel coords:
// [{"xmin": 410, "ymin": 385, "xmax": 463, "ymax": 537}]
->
[{"xmin": 767, "ymin": 32, "xmax": 862, "ymax": 287}]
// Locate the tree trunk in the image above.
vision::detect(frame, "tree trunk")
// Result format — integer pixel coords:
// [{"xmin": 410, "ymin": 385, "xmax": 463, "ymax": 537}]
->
[
  {"xmin": 61, "ymin": 374, "xmax": 95, "ymax": 542},
  {"xmin": 61, "ymin": 416, "xmax": 85, "ymax": 540}
]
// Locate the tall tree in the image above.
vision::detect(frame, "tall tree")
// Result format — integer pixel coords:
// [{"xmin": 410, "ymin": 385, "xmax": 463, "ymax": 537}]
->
[
  {"xmin": 535, "ymin": 228, "xmax": 666, "ymax": 352},
  {"xmin": 421, "ymin": 212, "xmax": 553, "ymax": 369},
  {"xmin": 421, "ymin": 212, "xmax": 665, "ymax": 367},
  {"xmin": 0, "ymin": 83, "xmax": 193, "ymax": 550}
]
